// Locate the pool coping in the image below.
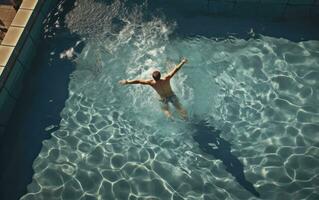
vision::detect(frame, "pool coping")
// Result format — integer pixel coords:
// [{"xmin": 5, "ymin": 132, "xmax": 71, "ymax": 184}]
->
[
  {"xmin": 0, "ymin": 4, "xmax": 17, "ymax": 42},
  {"xmin": 0, "ymin": 0, "xmax": 58, "ymax": 130}
]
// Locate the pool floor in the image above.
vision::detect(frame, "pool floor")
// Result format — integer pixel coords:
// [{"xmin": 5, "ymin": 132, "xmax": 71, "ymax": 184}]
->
[{"xmin": 1, "ymin": 0, "xmax": 319, "ymax": 200}]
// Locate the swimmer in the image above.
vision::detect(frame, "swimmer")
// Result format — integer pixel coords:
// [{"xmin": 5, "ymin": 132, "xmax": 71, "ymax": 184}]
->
[{"xmin": 119, "ymin": 58, "xmax": 188, "ymax": 119}]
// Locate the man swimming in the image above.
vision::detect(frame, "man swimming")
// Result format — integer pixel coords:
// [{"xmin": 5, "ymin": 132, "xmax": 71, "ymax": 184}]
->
[{"xmin": 119, "ymin": 58, "xmax": 188, "ymax": 119}]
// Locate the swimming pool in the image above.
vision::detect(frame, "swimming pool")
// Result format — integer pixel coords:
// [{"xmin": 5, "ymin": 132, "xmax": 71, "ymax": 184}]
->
[{"xmin": 2, "ymin": 0, "xmax": 319, "ymax": 199}]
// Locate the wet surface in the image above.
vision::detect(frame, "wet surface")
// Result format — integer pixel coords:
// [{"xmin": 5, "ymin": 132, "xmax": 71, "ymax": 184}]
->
[{"xmin": 1, "ymin": 0, "xmax": 319, "ymax": 200}]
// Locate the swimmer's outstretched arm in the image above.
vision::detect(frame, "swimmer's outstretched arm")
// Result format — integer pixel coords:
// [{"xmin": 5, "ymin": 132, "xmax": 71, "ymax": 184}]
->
[
  {"xmin": 119, "ymin": 79, "xmax": 152, "ymax": 85},
  {"xmin": 165, "ymin": 58, "xmax": 188, "ymax": 79}
]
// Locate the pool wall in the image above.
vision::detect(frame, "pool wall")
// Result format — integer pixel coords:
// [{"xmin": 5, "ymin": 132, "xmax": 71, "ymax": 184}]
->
[
  {"xmin": 206, "ymin": 0, "xmax": 319, "ymax": 18},
  {"xmin": 169, "ymin": 0, "xmax": 319, "ymax": 19},
  {"xmin": 0, "ymin": 0, "xmax": 58, "ymax": 135}
]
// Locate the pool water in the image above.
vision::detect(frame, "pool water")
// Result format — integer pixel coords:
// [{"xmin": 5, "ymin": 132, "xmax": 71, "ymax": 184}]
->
[{"xmin": 20, "ymin": 0, "xmax": 319, "ymax": 199}]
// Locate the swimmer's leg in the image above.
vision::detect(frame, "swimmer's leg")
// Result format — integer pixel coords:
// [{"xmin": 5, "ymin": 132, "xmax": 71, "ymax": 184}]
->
[
  {"xmin": 161, "ymin": 102, "xmax": 172, "ymax": 118},
  {"xmin": 172, "ymin": 96, "xmax": 188, "ymax": 120}
]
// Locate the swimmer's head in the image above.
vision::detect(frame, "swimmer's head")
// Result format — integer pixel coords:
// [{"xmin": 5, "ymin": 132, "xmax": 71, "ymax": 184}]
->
[{"xmin": 152, "ymin": 70, "xmax": 161, "ymax": 81}]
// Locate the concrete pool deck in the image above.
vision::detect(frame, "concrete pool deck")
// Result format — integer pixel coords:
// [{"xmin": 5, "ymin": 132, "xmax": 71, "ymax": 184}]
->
[{"xmin": 0, "ymin": 4, "xmax": 16, "ymax": 42}]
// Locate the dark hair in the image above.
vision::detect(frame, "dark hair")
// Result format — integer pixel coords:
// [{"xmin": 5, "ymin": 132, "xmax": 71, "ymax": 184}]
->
[{"xmin": 152, "ymin": 71, "xmax": 161, "ymax": 81}]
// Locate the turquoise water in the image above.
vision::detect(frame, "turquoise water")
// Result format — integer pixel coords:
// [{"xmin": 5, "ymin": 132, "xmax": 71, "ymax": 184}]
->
[{"xmin": 21, "ymin": 0, "xmax": 319, "ymax": 199}]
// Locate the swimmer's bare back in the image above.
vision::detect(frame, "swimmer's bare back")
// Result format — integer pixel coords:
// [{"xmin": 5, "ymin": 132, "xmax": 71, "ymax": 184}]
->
[{"xmin": 119, "ymin": 58, "xmax": 188, "ymax": 119}]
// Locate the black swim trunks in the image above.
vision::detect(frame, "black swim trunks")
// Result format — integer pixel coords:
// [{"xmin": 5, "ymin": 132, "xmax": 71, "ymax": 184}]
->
[{"xmin": 159, "ymin": 94, "xmax": 179, "ymax": 107}]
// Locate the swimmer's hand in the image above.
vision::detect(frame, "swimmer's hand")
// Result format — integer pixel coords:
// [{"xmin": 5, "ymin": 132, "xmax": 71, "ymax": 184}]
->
[
  {"xmin": 181, "ymin": 58, "xmax": 188, "ymax": 64},
  {"xmin": 119, "ymin": 80, "xmax": 128, "ymax": 85}
]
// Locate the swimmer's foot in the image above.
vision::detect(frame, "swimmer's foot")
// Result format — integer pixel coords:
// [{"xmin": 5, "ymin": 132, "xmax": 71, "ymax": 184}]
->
[
  {"xmin": 163, "ymin": 110, "xmax": 176, "ymax": 121},
  {"xmin": 163, "ymin": 110, "xmax": 172, "ymax": 118},
  {"xmin": 178, "ymin": 110, "xmax": 188, "ymax": 121},
  {"xmin": 181, "ymin": 115, "xmax": 188, "ymax": 121}
]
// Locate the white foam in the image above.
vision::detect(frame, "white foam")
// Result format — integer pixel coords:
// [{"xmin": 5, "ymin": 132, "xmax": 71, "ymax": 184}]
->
[{"xmin": 60, "ymin": 47, "xmax": 75, "ymax": 59}]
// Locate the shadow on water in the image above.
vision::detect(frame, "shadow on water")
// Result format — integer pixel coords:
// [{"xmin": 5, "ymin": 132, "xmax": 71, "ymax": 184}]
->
[
  {"xmin": 0, "ymin": 0, "xmax": 83, "ymax": 200},
  {"xmin": 190, "ymin": 119, "xmax": 260, "ymax": 198}
]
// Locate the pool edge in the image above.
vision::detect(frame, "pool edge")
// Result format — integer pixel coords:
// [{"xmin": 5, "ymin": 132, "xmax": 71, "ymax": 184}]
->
[{"xmin": 0, "ymin": 0, "xmax": 58, "ymax": 135}]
